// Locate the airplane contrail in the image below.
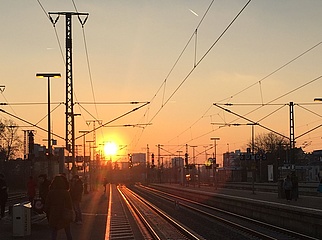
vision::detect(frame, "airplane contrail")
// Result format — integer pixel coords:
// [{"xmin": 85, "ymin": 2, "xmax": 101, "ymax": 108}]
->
[{"xmin": 189, "ymin": 9, "xmax": 199, "ymax": 17}]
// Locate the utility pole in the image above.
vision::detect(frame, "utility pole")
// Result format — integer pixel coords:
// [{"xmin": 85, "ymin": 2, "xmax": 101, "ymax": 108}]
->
[
  {"xmin": 23, "ymin": 130, "xmax": 35, "ymax": 175},
  {"xmin": 157, "ymin": 144, "xmax": 164, "ymax": 168},
  {"xmin": 49, "ymin": 12, "xmax": 89, "ymax": 173},
  {"xmin": 289, "ymin": 102, "xmax": 295, "ymax": 166},
  {"xmin": 190, "ymin": 146, "xmax": 197, "ymax": 164},
  {"xmin": 211, "ymin": 137, "xmax": 220, "ymax": 189},
  {"xmin": 86, "ymin": 120, "xmax": 102, "ymax": 161}
]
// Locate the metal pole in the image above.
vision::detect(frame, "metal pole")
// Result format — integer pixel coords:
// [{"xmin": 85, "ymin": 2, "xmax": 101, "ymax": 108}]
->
[
  {"xmin": 211, "ymin": 137, "xmax": 220, "ymax": 189},
  {"xmin": 83, "ymin": 134, "xmax": 86, "ymax": 179},
  {"xmin": 47, "ymin": 76, "xmax": 52, "ymax": 179},
  {"xmin": 252, "ymin": 124, "xmax": 255, "ymax": 194}
]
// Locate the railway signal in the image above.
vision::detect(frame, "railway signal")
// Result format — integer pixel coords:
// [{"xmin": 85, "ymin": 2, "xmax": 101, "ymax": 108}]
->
[
  {"xmin": 151, "ymin": 153, "xmax": 155, "ymax": 168},
  {"xmin": 128, "ymin": 154, "xmax": 133, "ymax": 168}
]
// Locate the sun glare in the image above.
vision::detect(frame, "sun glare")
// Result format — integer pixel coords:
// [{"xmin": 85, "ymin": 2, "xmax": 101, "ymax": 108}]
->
[{"xmin": 104, "ymin": 142, "xmax": 118, "ymax": 156}]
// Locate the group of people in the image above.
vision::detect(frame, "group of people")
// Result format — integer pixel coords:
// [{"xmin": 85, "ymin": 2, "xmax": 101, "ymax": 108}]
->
[
  {"xmin": 44, "ymin": 174, "xmax": 84, "ymax": 240},
  {"xmin": 283, "ymin": 171, "xmax": 299, "ymax": 202},
  {"xmin": 0, "ymin": 172, "xmax": 84, "ymax": 240}
]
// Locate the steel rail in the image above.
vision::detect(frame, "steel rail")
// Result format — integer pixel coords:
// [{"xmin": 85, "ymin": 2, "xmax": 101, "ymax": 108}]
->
[
  {"xmin": 138, "ymin": 185, "xmax": 318, "ymax": 240},
  {"xmin": 119, "ymin": 186, "xmax": 201, "ymax": 240}
]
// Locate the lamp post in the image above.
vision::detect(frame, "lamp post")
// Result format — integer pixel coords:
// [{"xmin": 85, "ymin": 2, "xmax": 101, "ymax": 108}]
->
[
  {"xmin": 247, "ymin": 123, "xmax": 257, "ymax": 194},
  {"xmin": 86, "ymin": 140, "xmax": 94, "ymax": 191},
  {"xmin": 36, "ymin": 73, "xmax": 61, "ymax": 179},
  {"xmin": 176, "ymin": 150, "xmax": 182, "ymax": 184},
  {"xmin": 210, "ymin": 137, "xmax": 220, "ymax": 189},
  {"xmin": 79, "ymin": 130, "xmax": 90, "ymax": 179}
]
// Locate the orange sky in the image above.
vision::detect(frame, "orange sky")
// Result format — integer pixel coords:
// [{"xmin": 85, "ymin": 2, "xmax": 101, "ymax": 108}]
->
[{"xmin": 2, "ymin": 1, "xmax": 322, "ymax": 166}]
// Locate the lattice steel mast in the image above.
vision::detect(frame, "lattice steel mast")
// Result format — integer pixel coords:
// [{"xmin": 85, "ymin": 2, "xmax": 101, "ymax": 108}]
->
[{"xmin": 49, "ymin": 12, "xmax": 89, "ymax": 170}]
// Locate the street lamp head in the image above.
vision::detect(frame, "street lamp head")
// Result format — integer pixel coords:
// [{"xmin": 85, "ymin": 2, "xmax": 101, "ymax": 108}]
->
[
  {"xmin": 36, "ymin": 73, "xmax": 61, "ymax": 78},
  {"xmin": 210, "ymin": 137, "xmax": 220, "ymax": 141},
  {"xmin": 79, "ymin": 130, "xmax": 90, "ymax": 133},
  {"xmin": 246, "ymin": 123, "xmax": 258, "ymax": 126},
  {"xmin": 314, "ymin": 98, "xmax": 322, "ymax": 102}
]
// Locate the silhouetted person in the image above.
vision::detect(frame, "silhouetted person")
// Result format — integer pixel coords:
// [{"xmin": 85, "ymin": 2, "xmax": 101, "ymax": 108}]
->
[
  {"xmin": 0, "ymin": 173, "xmax": 8, "ymax": 219},
  {"xmin": 291, "ymin": 171, "xmax": 299, "ymax": 201},
  {"xmin": 27, "ymin": 176, "xmax": 37, "ymax": 204},
  {"xmin": 38, "ymin": 174, "xmax": 51, "ymax": 204},
  {"xmin": 70, "ymin": 175, "xmax": 83, "ymax": 224},
  {"xmin": 59, "ymin": 173, "xmax": 70, "ymax": 190},
  {"xmin": 103, "ymin": 177, "xmax": 108, "ymax": 193},
  {"xmin": 44, "ymin": 175, "xmax": 73, "ymax": 240},
  {"xmin": 283, "ymin": 175, "xmax": 292, "ymax": 202},
  {"xmin": 317, "ymin": 179, "xmax": 322, "ymax": 193}
]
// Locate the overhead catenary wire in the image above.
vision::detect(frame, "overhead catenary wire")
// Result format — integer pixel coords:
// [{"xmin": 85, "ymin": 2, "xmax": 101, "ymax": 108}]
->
[
  {"xmin": 32, "ymin": 1, "xmax": 322, "ymax": 154},
  {"xmin": 154, "ymin": 0, "xmax": 252, "ymax": 121},
  {"xmin": 38, "ymin": 0, "xmax": 107, "ymax": 142},
  {"xmin": 131, "ymin": 0, "xmax": 216, "ymax": 148},
  {"xmin": 218, "ymin": 40, "xmax": 322, "ymax": 103},
  {"xmin": 171, "ymin": 40, "xmax": 322, "ymax": 146},
  {"xmin": 139, "ymin": 0, "xmax": 253, "ymax": 149},
  {"xmin": 75, "ymin": 102, "xmax": 150, "ymax": 140},
  {"xmin": 213, "ymin": 103, "xmax": 288, "ymax": 140},
  {"xmin": 133, "ymin": 0, "xmax": 252, "ymax": 148},
  {"xmin": 70, "ymin": 0, "xmax": 100, "ymax": 122},
  {"xmin": 37, "ymin": 2, "xmax": 66, "ymax": 65},
  {"xmin": 0, "ymin": 109, "xmax": 64, "ymax": 140},
  {"xmin": 210, "ymin": 75, "xmax": 322, "ymax": 139},
  {"xmin": 230, "ymin": 74, "xmax": 322, "ymax": 123}
]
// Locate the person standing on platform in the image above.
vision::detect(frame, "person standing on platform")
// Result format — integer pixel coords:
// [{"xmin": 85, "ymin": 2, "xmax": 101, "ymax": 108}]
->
[
  {"xmin": 27, "ymin": 176, "xmax": 37, "ymax": 204},
  {"xmin": 70, "ymin": 175, "xmax": 83, "ymax": 224},
  {"xmin": 60, "ymin": 173, "xmax": 70, "ymax": 190},
  {"xmin": 317, "ymin": 179, "xmax": 322, "ymax": 194},
  {"xmin": 38, "ymin": 174, "xmax": 51, "ymax": 204},
  {"xmin": 103, "ymin": 177, "xmax": 108, "ymax": 193},
  {"xmin": 283, "ymin": 175, "xmax": 292, "ymax": 202},
  {"xmin": 44, "ymin": 175, "xmax": 73, "ymax": 240},
  {"xmin": 290, "ymin": 171, "xmax": 299, "ymax": 201},
  {"xmin": 0, "ymin": 173, "xmax": 8, "ymax": 219}
]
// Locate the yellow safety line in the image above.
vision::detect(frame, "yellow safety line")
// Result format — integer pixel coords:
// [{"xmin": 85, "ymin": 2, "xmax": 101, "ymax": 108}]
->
[{"xmin": 105, "ymin": 184, "xmax": 112, "ymax": 240}]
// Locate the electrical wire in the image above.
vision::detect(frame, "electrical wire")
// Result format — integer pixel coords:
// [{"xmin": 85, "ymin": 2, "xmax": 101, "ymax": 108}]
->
[
  {"xmin": 153, "ymin": 0, "xmax": 252, "ymax": 121},
  {"xmin": 171, "ymin": 39, "xmax": 322, "ymax": 149},
  {"xmin": 211, "ymin": 74, "xmax": 322, "ymax": 139},
  {"xmin": 70, "ymin": 0, "xmax": 108, "ymax": 141},
  {"xmin": 218, "ymin": 41, "xmax": 322, "ymax": 103},
  {"xmin": 0, "ymin": 109, "xmax": 64, "ymax": 140},
  {"xmin": 36, "ymin": 1, "xmax": 65, "ymax": 64},
  {"xmin": 75, "ymin": 102, "xmax": 150, "ymax": 140},
  {"xmin": 133, "ymin": 0, "xmax": 251, "ymax": 149},
  {"xmin": 213, "ymin": 103, "xmax": 288, "ymax": 139}
]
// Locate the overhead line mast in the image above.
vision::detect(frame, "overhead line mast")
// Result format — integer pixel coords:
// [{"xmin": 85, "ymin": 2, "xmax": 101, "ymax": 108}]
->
[{"xmin": 49, "ymin": 12, "xmax": 89, "ymax": 171}]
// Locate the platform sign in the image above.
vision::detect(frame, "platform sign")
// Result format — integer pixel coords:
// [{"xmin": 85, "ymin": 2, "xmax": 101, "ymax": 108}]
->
[{"xmin": 268, "ymin": 165, "xmax": 274, "ymax": 182}]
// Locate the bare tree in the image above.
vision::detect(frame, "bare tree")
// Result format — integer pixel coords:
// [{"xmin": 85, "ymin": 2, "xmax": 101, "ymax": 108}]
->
[
  {"xmin": 247, "ymin": 132, "xmax": 289, "ymax": 154},
  {"xmin": 0, "ymin": 119, "xmax": 23, "ymax": 161}
]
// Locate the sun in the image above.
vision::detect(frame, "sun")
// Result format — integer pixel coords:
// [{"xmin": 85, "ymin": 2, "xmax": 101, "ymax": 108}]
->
[{"xmin": 104, "ymin": 142, "xmax": 118, "ymax": 156}]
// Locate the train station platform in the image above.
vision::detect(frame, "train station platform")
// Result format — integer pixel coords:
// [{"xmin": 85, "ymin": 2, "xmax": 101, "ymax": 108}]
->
[
  {"xmin": 166, "ymin": 182, "xmax": 322, "ymax": 210},
  {"xmin": 0, "ymin": 189, "xmax": 109, "ymax": 240},
  {"xmin": 1, "ymin": 183, "xmax": 321, "ymax": 239}
]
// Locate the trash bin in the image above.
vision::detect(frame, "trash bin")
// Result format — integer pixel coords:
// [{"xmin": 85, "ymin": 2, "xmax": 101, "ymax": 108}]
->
[
  {"xmin": 12, "ymin": 202, "xmax": 31, "ymax": 237},
  {"xmin": 278, "ymin": 178, "xmax": 285, "ymax": 199}
]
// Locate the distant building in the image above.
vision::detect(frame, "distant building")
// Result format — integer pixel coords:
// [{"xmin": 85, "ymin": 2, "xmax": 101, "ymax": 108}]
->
[
  {"xmin": 132, "ymin": 153, "xmax": 146, "ymax": 165},
  {"xmin": 223, "ymin": 150, "xmax": 241, "ymax": 167},
  {"xmin": 171, "ymin": 157, "xmax": 184, "ymax": 168}
]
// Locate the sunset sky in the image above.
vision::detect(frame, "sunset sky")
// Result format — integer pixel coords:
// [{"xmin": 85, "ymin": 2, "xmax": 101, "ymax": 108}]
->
[{"xmin": 1, "ymin": 0, "xmax": 322, "ymax": 166}]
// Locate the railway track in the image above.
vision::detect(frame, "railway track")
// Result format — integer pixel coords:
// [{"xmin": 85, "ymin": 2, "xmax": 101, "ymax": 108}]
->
[
  {"xmin": 117, "ymin": 185, "xmax": 202, "ymax": 240},
  {"xmin": 131, "ymin": 184, "xmax": 319, "ymax": 240}
]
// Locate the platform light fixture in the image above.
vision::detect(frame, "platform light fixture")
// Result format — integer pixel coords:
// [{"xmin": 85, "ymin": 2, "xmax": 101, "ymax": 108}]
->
[{"xmin": 36, "ymin": 73, "xmax": 61, "ymax": 179}]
